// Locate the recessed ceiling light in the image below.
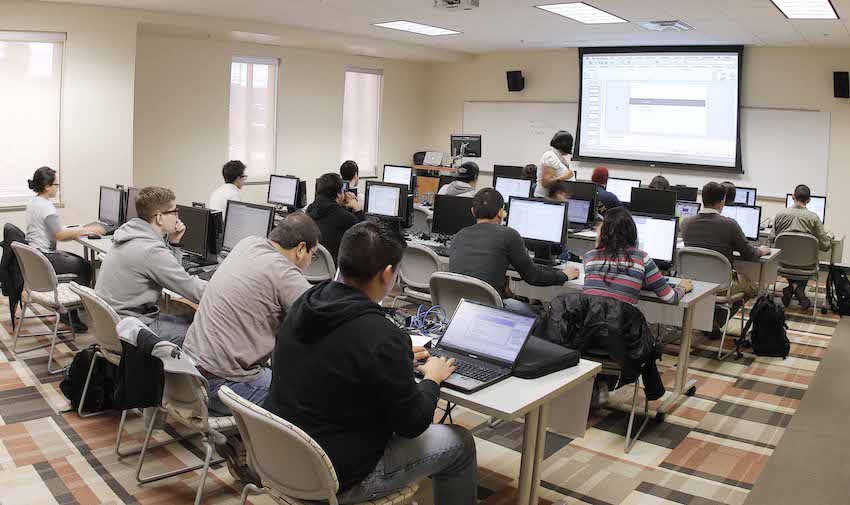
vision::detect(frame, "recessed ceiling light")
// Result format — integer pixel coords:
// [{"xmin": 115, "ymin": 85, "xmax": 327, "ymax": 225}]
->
[
  {"xmin": 770, "ymin": 0, "xmax": 839, "ymax": 19},
  {"xmin": 535, "ymin": 2, "xmax": 628, "ymax": 24},
  {"xmin": 373, "ymin": 21, "xmax": 461, "ymax": 36}
]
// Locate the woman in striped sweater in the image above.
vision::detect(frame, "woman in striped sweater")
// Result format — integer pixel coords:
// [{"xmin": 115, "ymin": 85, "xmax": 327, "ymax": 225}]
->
[{"xmin": 583, "ymin": 207, "xmax": 693, "ymax": 305}]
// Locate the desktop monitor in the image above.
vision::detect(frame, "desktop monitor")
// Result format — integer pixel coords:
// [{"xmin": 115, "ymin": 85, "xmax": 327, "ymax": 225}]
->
[
  {"xmin": 734, "ymin": 187, "xmax": 757, "ymax": 206},
  {"xmin": 721, "ymin": 204, "xmax": 762, "ymax": 241},
  {"xmin": 606, "ymin": 178, "xmax": 641, "ymax": 204},
  {"xmin": 222, "ymin": 201, "xmax": 275, "ymax": 252},
  {"xmin": 632, "ymin": 213, "xmax": 678, "ymax": 265},
  {"xmin": 383, "ymin": 165, "xmax": 414, "ymax": 190},
  {"xmin": 786, "ymin": 194, "xmax": 826, "ymax": 224},
  {"xmin": 124, "ymin": 186, "xmax": 141, "ymax": 222},
  {"xmin": 566, "ymin": 198, "xmax": 593, "ymax": 225},
  {"xmin": 364, "ymin": 181, "xmax": 407, "ymax": 220},
  {"xmin": 450, "ymin": 134, "xmax": 482, "ymax": 158},
  {"xmin": 494, "ymin": 176, "xmax": 532, "ymax": 204},
  {"xmin": 506, "ymin": 197, "xmax": 569, "ymax": 246},
  {"xmin": 675, "ymin": 200, "xmax": 701, "ymax": 220},
  {"xmin": 177, "ymin": 205, "xmax": 210, "ymax": 258},
  {"xmin": 630, "ymin": 188, "xmax": 677, "ymax": 217},
  {"xmin": 99, "ymin": 186, "xmax": 123, "ymax": 226},
  {"xmin": 564, "ymin": 181, "xmax": 597, "ymax": 202},
  {"xmin": 267, "ymin": 175, "xmax": 299, "ymax": 207},
  {"xmin": 493, "ymin": 165, "xmax": 525, "ymax": 179},
  {"xmin": 432, "ymin": 195, "xmax": 477, "ymax": 236},
  {"xmin": 438, "ymin": 175, "xmax": 458, "ymax": 192},
  {"xmin": 673, "ymin": 185, "xmax": 699, "ymax": 202}
]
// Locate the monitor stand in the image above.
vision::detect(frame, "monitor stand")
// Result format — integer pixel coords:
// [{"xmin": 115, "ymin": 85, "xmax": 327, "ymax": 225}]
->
[{"xmin": 532, "ymin": 243, "xmax": 556, "ymax": 266}]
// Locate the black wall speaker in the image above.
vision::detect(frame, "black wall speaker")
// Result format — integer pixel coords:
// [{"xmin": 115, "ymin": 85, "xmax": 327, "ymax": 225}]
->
[
  {"xmin": 834, "ymin": 71, "xmax": 849, "ymax": 98},
  {"xmin": 507, "ymin": 70, "xmax": 525, "ymax": 92}
]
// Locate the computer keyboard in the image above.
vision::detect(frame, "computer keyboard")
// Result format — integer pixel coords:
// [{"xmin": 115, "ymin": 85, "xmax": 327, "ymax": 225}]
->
[
  {"xmin": 197, "ymin": 268, "xmax": 217, "ymax": 281},
  {"xmin": 181, "ymin": 258, "xmax": 200, "ymax": 271},
  {"xmin": 431, "ymin": 351, "xmax": 501, "ymax": 382},
  {"xmin": 431, "ymin": 245, "xmax": 449, "ymax": 257}
]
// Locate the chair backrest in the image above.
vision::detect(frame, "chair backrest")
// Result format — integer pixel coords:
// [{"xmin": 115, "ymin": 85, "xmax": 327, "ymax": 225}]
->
[
  {"xmin": 218, "ymin": 386, "xmax": 340, "ymax": 504},
  {"xmin": 11, "ymin": 242, "xmax": 58, "ymax": 294},
  {"xmin": 161, "ymin": 364, "xmax": 214, "ymax": 432},
  {"xmin": 410, "ymin": 206, "xmax": 431, "ymax": 235},
  {"xmin": 775, "ymin": 232, "xmax": 819, "ymax": 271},
  {"xmin": 398, "ymin": 243, "xmax": 441, "ymax": 290},
  {"xmin": 429, "ymin": 271, "xmax": 503, "ymax": 318},
  {"xmin": 303, "ymin": 244, "xmax": 335, "ymax": 284},
  {"xmin": 676, "ymin": 247, "xmax": 733, "ymax": 292},
  {"xmin": 68, "ymin": 282, "xmax": 123, "ymax": 354}
]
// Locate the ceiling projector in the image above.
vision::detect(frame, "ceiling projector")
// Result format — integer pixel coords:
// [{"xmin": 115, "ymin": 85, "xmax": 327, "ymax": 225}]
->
[{"xmin": 434, "ymin": 0, "xmax": 480, "ymax": 10}]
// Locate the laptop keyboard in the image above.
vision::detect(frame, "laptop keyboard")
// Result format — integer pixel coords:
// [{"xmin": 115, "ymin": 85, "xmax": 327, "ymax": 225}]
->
[{"xmin": 430, "ymin": 350, "xmax": 502, "ymax": 382}]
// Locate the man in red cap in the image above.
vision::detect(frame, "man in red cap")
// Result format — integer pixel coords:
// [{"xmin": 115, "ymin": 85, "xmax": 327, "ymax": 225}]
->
[{"xmin": 591, "ymin": 166, "xmax": 623, "ymax": 214}]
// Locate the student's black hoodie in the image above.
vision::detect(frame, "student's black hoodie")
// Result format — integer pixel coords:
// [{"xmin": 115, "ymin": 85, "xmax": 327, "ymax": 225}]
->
[
  {"xmin": 265, "ymin": 281, "xmax": 440, "ymax": 491},
  {"xmin": 305, "ymin": 195, "xmax": 365, "ymax": 263}
]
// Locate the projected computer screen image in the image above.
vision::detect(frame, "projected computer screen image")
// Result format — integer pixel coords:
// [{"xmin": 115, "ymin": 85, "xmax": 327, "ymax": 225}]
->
[
  {"xmin": 567, "ymin": 199, "xmax": 592, "ymax": 225},
  {"xmin": 494, "ymin": 177, "xmax": 532, "ymax": 202},
  {"xmin": 99, "ymin": 186, "xmax": 123, "ymax": 224},
  {"xmin": 721, "ymin": 205, "xmax": 761, "ymax": 241},
  {"xmin": 606, "ymin": 178, "xmax": 641, "ymax": 203},
  {"xmin": 506, "ymin": 198, "xmax": 567, "ymax": 244},
  {"xmin": 576, "ymin": 47, "xmax": 743, "ymax": 171},
  {"xmin": 365, "ymin": 183, "xmax": 404, "ymax": 218},
  {"xmin": 786, "ymin": 194, "xmax": 826, "ymax": 224},
  {"xmin": 675, "ymin": 201, "xmax": 701, "ymax": 219},
  {"xmin": 383, "ymin": 165, "xmax": 413, "ymax": 189},
  {"xmin": 222, "ymin": 202, "xmax": 274, "ymax": 251},
  {"xmin": 734, "ymin": 187, "xmax": 757, "ymax": 206},
  {"xmin": 633, "ymin": 214, "xmax": 677, "ymax": 263},
  {"xmin": 439, "ymin": 300, "xmax": 535, "ymax": 364},
  {"xmin": 268, "ymin": 176, "xmax": 299, "ymax": 206}
]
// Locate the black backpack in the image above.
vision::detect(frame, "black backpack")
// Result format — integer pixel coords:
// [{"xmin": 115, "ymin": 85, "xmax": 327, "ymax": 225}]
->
[
  {"xmin": 737, "ymin": 294, "xmax": 790, "ymax": 359},
  {"xmin": 827, "ymin": 266, "xmax": 850, "ymax": 315},
  {"xmin": 59, "ymin": 345, "xmax": 117, "ymax": 413}
]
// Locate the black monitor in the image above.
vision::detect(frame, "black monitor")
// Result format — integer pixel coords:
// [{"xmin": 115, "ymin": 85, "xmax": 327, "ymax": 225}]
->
[
  {"xmin": 630, "ymin": 188, "xmax": 677, "ymax": 217},
  {"xmin": 734, "ymin": 186, "xmax": 757, "ymax": 206},
  {"xmin": 450, "ymin": 134, "xmax": 481, "ymax": 158},
  {"xmin": 383, "ymin": 165, "xmax": 414, "ymax": 190},
  {"xmin": 222, "ymin": 201, "xmax": 275, "ymax": 252},
  {"xmin": 632, "ymin": 212, "xmax": 679, "ymax": 266},
  {"xmin": 564, "ymin": 180, "xmax": 598, "ymax": 202},
  {"xmin": 673, "ymin": 185, "xmax": 699, "ymax": 202},
  {"xmin": 268, "ymin": 175, "xmax": 300, "ymax": 207},
  {"xmin": 494, "ymin": 165, "xmax": 525, "ymax": 179},
  {"xmin": 364, "ymin": 181, "xmax": 408, "ymax": 220},
  {"xmin": 438, "ymin": 175, "xmax": 458, "ymax": 192},
  {"xmin": 494, "ymin": 176, "xmax": 532, "ymax": 204},
  {"xmin": 177, "ymin": 205, "xmax": 210, "ymax": 259},
  {"xmin": 786, "ymin": 193, "xmax": 826, "ymax": 224},
  {"xmin": 124, "ymin": 186, "xmax": 141, "ymax": 222},
  {"xmin": 606, "ymin": 177, "xmax": 641, "ymax": 204},
  {"xmin": 296, "ymin": 180, "xmax": 307, "ymax": 209},
  {"xmin": 432, "ymin": 195, "xmax": 476, "ymax": 236},
  {"xmin": 98, "ymin": 186, "xmax": 123, "ymax": 226},
  {"xmin": 506, "ymin": 197, "xmax": 569, "ymax": 263},
  {"xmin": 721, "ymin": 204, "xmax": 762, "ymax": 241}
]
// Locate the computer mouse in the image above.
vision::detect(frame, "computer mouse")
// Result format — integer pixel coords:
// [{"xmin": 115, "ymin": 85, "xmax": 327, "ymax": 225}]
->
[
  {"xmin": 87, "ymin": 235, "xmax": 102, "ymax": 240},
  {"xmin": 421, "ymin": 233, "xmax": 432, "ymax": 241}
]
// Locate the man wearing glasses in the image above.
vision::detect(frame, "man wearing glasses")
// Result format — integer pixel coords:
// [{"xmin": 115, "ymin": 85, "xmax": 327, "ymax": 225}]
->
[
  {"xmin": 208, "ymin": 160, "xmax": 248, "ymax": 218},
  {"xmin": 96, "ymin": 186, "xmax": 208, "ymax": 344}
]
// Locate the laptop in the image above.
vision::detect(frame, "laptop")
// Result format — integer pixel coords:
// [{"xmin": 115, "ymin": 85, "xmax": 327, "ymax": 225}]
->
[
  {"xmin": 424, "ymin": 151, "xmax": 443, "ymax": 166},
  {"xmin": 424, "ymin": 299, "xmax": 537, "ymax": 394}
]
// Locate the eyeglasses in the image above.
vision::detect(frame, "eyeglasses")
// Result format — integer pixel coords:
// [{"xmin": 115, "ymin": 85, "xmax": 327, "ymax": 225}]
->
[{"xmin": 159, "ymin": 209, "xmax": 179, "ymax": 216}]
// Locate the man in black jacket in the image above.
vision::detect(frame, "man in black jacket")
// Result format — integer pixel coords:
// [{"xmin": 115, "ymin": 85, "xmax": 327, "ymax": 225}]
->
[
  {"xmin": 266, "ymin": 220, "xmax": 477, "ymax": 505},
  {"xmin": 305, "ymin": 173, "xmax": 364, "ymax": 262}
]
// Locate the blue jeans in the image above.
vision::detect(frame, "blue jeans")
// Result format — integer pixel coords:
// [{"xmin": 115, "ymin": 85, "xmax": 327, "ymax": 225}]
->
[
  {"xmin": 147, "ymin": 313, "xmax": 192, "ymax": 346},
  {"xmin": 206, "ymin": 367, "xmax": 272, "ymax": 416},
  {"xmin": 337, "ymin": 424, "xmax": 477, "ymax": 505}
]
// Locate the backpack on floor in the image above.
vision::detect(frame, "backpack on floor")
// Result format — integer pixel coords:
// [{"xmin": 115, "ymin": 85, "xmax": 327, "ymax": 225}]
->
[
  {"xmin": 826, "ymin": 266, "xmax": 850, "ymax": 316},
  {"xmin": 59, "ymin": 345, "xmax": 117, "ymax": 413},
  {"xmin": 737, "ymin": 294, "xmax": 790, "ymax": 359}
]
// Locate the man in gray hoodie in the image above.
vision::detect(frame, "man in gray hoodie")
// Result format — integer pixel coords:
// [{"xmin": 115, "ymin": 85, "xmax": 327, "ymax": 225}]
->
[
  {"xmin": 437, "ymin": 162, "xmax": 478, "ymax": 198},
  {"xmin": 96, "ymin": 187, "xmax": 207, "ymax": 345}
]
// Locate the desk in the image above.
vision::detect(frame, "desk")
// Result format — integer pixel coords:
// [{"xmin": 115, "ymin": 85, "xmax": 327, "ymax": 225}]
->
[
  {"xmin": 439, "ymin": 360, "xmax": 601, "ymax": 505},
  {"xmin": 733, "ymin": 248, "xmax": 781, "ymax": 295},
  {"xmin": 413, "ymin": 165, "xmax": 456, "ymax": 201},
  {"xmin": 75, "ymin": 236, "xmax": 113, "ymax": 283}
]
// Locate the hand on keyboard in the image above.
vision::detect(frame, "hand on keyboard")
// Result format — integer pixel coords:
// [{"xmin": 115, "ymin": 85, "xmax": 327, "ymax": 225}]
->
[{"xmin": 417, "ymin": 355, "xmax": 456, "ymax": 385}]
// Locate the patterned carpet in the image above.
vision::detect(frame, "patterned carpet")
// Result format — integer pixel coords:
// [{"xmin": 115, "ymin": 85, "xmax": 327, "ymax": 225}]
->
[{"xmin": 0, "ymin": 287, "xmax": 837, "ymax": 505}]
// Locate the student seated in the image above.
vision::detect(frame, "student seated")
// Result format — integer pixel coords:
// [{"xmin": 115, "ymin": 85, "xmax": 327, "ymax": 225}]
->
[
  {"xmin": 340, "ymin": 159, "xmax": 360, "ymax": 191},
  {"xmin": 591, "ymin": 166, "xmax": 623, "ymax": 214},
  {"xmin": 306, "ymin": 173, "xmax": 364, "ymax": 262},
  {"xmin": 266, "ymin": 220, "xmax": 477, "ymax": 505},
  {"xmin": 681, "ymin": 182, "xmax": 770, "ymax": 335},
  {"xmin": 24, "ymin": 167, "xmax": 105, "ymax": 331},
  {"xmin": 721, "ymin": 181, "xmax": 736, "ymax": 206},
  {"xmin": 773, "ymin": 184, "xmax": 832, "ymax": 309},
  {"xmin": 523, "ymin": 163, "xmax": 538, "ymax": 188},
  {"xmin": 648, "ymin": 175, "xmax": 670, "ymax": 190},
  {"xmin": 96, "ymin": 187, "xmax": 207, "ymax": 344},
  {"xmin": 208, "ymin": 160, "xmax": 246, "ymax": 217},
  {"xmin": 449, "ymin": 188, "xmax": 579, "ymax": 314},
  {"xmin": 438, "ymin": 161, "xmax": 479, "ymax": 197}
]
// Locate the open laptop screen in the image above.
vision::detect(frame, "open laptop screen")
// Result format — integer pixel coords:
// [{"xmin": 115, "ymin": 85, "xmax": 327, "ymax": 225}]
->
[{"xmin": 438, "ymin": 300, "xmax": 536, "ymax": 365}]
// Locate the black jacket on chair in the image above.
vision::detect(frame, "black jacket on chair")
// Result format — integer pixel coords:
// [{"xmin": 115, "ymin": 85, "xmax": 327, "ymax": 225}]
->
[
  {"xmin": 0, "ymin": 224, "xmax": 26, "ymax": 329},
  {"xmin": 544, "ymin": 292, "xmax": 664, "ymax": 398}
]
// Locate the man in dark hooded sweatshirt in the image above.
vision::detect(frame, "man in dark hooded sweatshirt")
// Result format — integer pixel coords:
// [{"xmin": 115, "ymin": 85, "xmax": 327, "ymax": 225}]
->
[
  {"xmin": 266, "ymin": 220, "xmax": 477, "ymax": 505},
  {"xmin": 305, "ymin": 172, "xmax": 364, "ymax": 262}
]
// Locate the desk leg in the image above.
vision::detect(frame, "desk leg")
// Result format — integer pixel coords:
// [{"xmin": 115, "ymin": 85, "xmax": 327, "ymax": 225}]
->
[
  {"xmin": 517, "ymin": 408, "xmax": 540, "ymax": 505},
  {"xmin": 528, "ymin": 403, "xmax": 550, "ymax": 505},
  {"xmin": 658, "ymin": 304, "xmax": 697, "ymax": 417}
]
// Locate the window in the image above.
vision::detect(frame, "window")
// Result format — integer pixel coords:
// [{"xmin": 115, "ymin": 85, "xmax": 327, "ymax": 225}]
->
[
  {"xmin": 229, "ymin": 56, "xmax": 279, "ymax": 181},
  {"xmin": 0, "ymin": 32, "xmax": 64, "ymax": 207},
  {"xmin": 340, "ymin": 68, "xmax": 383, "ymax": 179}
]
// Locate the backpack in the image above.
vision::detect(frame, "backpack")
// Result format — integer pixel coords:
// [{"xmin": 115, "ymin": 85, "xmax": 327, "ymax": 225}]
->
[
  {"xmin": 737, "ymin": 294, "xmax": 790, "ymax": 359},
  {"xmin": 826, "ymin": 266, "xmax": 850, "ymax": 315},
  {"xmin": 59, "ymin": 345, "xmax": 117, "ymax": 413}
]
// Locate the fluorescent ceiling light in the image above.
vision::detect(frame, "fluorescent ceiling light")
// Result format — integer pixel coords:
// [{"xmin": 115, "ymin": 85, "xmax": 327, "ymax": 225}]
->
[
  {"xmin": 535, "ymin": 2, "xmax": 628, "ymax": 24},
  {"xmin": 770, "ymin": 0, "xmax": 839, "ymax": 19},
  {"xmin": 373, "ymin": 21, "xmax": 461, "ymax": 36}
]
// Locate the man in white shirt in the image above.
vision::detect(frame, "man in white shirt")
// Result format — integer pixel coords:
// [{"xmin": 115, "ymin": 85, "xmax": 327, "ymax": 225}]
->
[{"xmin": 208, "ymin": 160, "xmax": 247, "ymax": 217}]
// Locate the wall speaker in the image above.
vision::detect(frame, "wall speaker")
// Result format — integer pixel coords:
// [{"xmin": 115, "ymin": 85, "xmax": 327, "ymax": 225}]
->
[
  {"xmin": 507, "ymin": 70, "xmax": 525, "ymax": 92},
  {"xmin": 834, "ymin": 71, "xmax": 849, "ymax": 99}
]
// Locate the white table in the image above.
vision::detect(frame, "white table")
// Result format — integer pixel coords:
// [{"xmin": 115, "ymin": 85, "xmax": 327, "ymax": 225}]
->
[
  {"xmin": 438, "ymin": 360, "xmax": 601, "ymax": 505},
  {"xmin": 75, "ymin": 236, "xmax": 113, "ymax": 283},
  {"xmin": 732, "ymin": 248, "xmax": 781, "ymax": 295}
]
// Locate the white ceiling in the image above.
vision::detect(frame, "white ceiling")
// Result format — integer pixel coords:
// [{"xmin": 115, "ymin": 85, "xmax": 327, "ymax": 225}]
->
[{"xmin": 47, "ymin": 0, "xmax": 850, "ymax": 52}]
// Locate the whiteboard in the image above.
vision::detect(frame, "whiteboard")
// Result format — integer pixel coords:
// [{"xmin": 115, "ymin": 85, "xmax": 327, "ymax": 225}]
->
[{"xmin": 462, "ymin": 101, "xmax": 829, "ymax": 199}]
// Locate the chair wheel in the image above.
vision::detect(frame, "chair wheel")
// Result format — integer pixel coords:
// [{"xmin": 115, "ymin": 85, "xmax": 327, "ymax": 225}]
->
[
  {"xmin": 686, "ymin": 386, "xmax": 697, "ymax": 397},
  {"xmin": 655, "ymin": 412, "xmax": 666, "ymax": 423}
]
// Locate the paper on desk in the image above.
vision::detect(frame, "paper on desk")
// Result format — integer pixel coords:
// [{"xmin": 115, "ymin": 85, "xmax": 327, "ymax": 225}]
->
[{"xmin": 410, "ymin": 334, "xmax": 433, "ymax": 348}]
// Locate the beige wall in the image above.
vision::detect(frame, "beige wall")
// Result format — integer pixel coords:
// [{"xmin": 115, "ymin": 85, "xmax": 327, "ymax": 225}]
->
[
  {"xmin": 133, "ymin": 32, "xmax": 428, "ymax": 206},
  {"xmin": 422, "ymin": 47, "xmax": 850, "ymax": 240},
  {"xmin": 0, "ymin": 1, "xmax": 137, "ymax": 241}
]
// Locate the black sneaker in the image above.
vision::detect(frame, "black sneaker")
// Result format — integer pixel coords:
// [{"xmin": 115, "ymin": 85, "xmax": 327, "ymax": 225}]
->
[
  {"xmin": 216, "ymin": 436, "xmax": 260, "ymax": 485},
  {"xmin": 59, "ymin": 311, "xmax": 87, "ymax": 333},
  {"xmin": 781, "ymin": 286, "xmax": 793, "ymax": 308}
]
